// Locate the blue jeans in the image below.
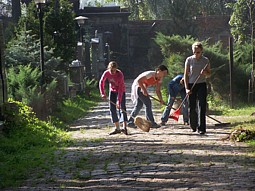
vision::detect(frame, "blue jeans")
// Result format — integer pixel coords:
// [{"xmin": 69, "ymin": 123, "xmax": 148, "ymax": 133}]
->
[
  {"xmin": 109, "ymin": 91, "xmax": 127, "ymax": 123},
  {"xmin": 128, "ymin": 88, "xmax": 156, "ymax": 124},
  {"xmin": 188, "ymin": 82, "xmax": 207, "ymax": 132},
  {"xmin": 161, "ymin": 91, "xmax": 188, "ymax": 123}
]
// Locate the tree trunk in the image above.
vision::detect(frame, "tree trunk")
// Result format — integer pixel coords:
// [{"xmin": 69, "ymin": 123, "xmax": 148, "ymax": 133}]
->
[{"xmin": 12, "ymin": 0, "xmax": 21, "ymax": 23}]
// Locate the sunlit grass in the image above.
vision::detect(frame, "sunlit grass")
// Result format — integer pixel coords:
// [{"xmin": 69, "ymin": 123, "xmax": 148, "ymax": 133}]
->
[{"xmin": 0, "ymin": 85, "xmax": 101, "ymax": 189}]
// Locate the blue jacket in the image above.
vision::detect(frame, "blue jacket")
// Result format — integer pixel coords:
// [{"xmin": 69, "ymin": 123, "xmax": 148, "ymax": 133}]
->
[{"xmin": 168, "ymin": 74, "xmax": 185, "ymax": 97}]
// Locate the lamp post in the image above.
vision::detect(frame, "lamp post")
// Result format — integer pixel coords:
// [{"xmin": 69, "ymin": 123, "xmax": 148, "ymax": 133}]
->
[
  {"xmin": 35, "ymin": 0, "xmax": 46, "ymax": 87},
  {"xmin": 74, "ymin": 16, "xmax": 88, "ymax": 42},
  {"xmin": 74, "ymin": 16, "xmax": 91, "ymax": 78}
]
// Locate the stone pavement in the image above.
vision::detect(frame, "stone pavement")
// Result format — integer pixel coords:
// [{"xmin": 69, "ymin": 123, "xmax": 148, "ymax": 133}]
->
[{"xmin": 15, "ymin": 80, "xmax": 255, "ymax": 191}]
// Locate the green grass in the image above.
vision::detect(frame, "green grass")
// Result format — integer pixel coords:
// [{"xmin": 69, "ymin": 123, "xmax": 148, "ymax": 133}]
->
[
  {"xmin": 1, "ymin": 83, "xmax": 255, "ymax": 189},
  {"xmin": 0, "ymin": 85, "xmax": 101, "ymax": 189},
  {"xmin": 0, "ymin": 117, "xmax": 70, "ymax": 188},
  {"xmin": 209, "ymin": 103, "xmax": 255, "ymax": 145},
  {"xmin": 52, "ymin": 89, "xmax": 101, "ymax": 124},
  {"xmin": 161, "ymin": 88, "xmax": 255, "ymax": 145}
]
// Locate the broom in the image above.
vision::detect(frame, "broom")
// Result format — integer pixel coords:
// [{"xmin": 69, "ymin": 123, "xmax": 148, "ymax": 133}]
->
[
  {"xmin": 168, "ymin": 95, "xmax": 187, "ymax": 121},
  {"xmin": 108, "ymin": 99, "xmax": 151, "ymax": 132},
  {"xmin": 169, "ymin": 63, "xmax": 209, "ymax": 121},
  {"xmin": 149, "ymin": 95, "xmax": 182, "ymax": 121}
]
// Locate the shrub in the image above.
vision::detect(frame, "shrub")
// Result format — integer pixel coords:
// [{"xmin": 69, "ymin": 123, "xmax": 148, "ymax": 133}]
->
[{"xmin": 154, "ymin": 33, "xmax": 251, "ymax": 103}]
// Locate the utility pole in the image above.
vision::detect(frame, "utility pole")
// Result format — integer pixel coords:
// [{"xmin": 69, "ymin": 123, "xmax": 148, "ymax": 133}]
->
[
  {"xmin": 229, "ymin": 36, "xmax": 234, "ymax": 108},
  {"xmin": 248, "ymin": 0, "xmax": 255, "ymax": 102}
]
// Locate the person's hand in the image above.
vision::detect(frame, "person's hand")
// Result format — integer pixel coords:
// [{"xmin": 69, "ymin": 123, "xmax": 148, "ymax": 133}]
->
[
  {"xmin": 141, "ymin": 89, "xmax": 148, "ymax": 96},
  {"xmin": 101, "ymin": 95, "xmax": 107, "ymax": 100},
  {"xmin": 160, "ymin": 99, "xmax": 165, "ymax": 105},
  {"xmin": 186, "ymin": 89, "xmax": 191, "ymax": 95},
  {"xmin": 116, "ymin": 102, "xmax": 120, "ymax": 109},
  {"xmin": 201, "ymin": 68, "xmax": 207, "ymax": 76}
]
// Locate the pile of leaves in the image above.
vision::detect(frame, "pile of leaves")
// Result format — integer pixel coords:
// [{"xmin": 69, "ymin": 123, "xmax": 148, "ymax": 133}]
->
[{"xmin": 223, "ymin": 126, "xmax": 255, "ymax": 142}]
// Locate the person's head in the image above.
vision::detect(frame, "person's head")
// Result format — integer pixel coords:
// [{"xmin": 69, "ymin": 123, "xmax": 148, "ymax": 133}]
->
[
  {"xmin": 192, "ymin": 42, "xmax": 203, "ymax": 59},
  {"xmin": 156, "ymin": 64, "xmax": 168, "ymax": 79},
  {"xmin": 107, "ymin": 61, "xmax": 118, "ymax": 74}
]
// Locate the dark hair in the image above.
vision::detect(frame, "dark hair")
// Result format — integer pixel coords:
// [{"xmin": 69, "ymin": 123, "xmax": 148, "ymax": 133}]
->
[{"xmin": 157, "ymin": 64, "xmax": 168, "ymax": 74}]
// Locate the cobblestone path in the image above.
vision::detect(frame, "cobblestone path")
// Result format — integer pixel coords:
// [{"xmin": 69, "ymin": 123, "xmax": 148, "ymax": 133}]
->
[{"xmin": 14, "ymin": 80, "xmax": 255, "ymax": 191}]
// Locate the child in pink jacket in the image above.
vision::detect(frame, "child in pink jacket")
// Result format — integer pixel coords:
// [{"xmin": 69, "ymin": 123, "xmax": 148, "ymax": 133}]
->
[{"xmin": 99, "ymin": 61, "xmax": 128, "ymax": 135}]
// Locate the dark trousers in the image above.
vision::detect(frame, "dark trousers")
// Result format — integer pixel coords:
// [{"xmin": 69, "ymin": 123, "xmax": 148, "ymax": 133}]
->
[
  {"xmin": 109, "ymin": 91, "xmax": 127, "ymax": 123},
  {"xmin": 188, "ymin": 82, "xmax": 207, "ymax": 132}
]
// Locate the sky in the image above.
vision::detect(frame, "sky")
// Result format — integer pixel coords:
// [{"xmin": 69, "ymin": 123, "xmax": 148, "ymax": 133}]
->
[
  {"xmin": 79, "ymin": 0, "xmax": 118, "ymax": 9},
  {"xmin": 1, "ymin": 0, "xmax": 8, "ymax": 3}
]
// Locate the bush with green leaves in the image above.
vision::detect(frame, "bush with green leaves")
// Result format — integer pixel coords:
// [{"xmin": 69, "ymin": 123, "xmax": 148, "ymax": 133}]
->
[
  {"xmin": 5, "ymin": 28, "xmax": 66, "ymax": 117},
  {"xmin": 7, "ymin": 65, "xmax": 41, "ymax": 103},
  {"xmin": 0, "ymin": 99, "xmax": 69, "ymax": 188},
  {"xmin": 7, "ymin": 64, "xmax": 57, "ymax": 111},
  {"xmin": 154, "ymin": 33, "xmax": 252, "ymax": 103},
  {"xmin": 17, "ymin": 0, "xmax": 76, "ymax": 67},
  {"xmin": 6, "ymin": 29, "xmax": 63, "ymax": 83}
]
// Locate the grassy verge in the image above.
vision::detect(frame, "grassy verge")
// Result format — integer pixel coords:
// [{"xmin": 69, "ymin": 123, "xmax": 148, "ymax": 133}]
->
[
  {"xmin": 161, "ymin": 89, "xmax": 255, "ymax": 150},
  {"xmin": 0, "ymin": 84, "xmax": 101, "ymax": 189}
]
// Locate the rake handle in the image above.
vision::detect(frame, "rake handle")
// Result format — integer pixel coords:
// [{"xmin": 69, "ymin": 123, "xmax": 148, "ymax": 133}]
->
[
  {"xmin": 149, "ymin": 95, "xmax": 177, "ymax": 110},
  {"xmin": 107, "ymin": 98, "xmax": 129, "ymax": 115},
  {"xmin": 179, "ymin": 63, "xmax": 209, "ymax": 110}
]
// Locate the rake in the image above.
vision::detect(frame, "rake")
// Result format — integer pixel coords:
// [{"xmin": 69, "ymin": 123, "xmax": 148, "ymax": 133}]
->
[
  {"xmin": 149, "ymin": 95, "xmax": 230, "ymax": 126},
  {"xmin": 149, "ymin": 95, "xmax": 181, "ymax": 121},
  {"xmin": 149, "ymin": 95, "xmax": 231, "ymax": 126},
  {"xmin": 206, "ymin": 115, "xmax": 231, "ymax": 127},
  {"xmin": 149, "ymin": 64, "xmax": 231, "ymax": 126},
  {"xmin": 168, "ymin": 64, "xmax": 209, "ymax": 121},
  {"xmin": 107, "ymin": 99, "xmax": 152, "ymax": 132}
]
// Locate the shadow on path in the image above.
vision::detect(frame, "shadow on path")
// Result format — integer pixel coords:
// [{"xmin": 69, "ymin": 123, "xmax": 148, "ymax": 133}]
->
[{"xmin": 13, "ymin": 79, "xmax": 255, "ymax": 191}]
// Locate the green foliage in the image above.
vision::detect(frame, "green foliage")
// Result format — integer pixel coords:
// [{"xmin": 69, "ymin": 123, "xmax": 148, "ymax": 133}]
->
[
  {"xmin": 84, "ymin": 77, "xmax": 98, "ymax": 89},
  {"xmin": 229, "ymin": 127, "xmax": 255, "ymax": 142},
  {"xmin": 155, "ymin": 33, "xmax": 196, "ymax": 57},
  {"xmin": 44, "ymin": 0, "xmax": 76, "ymax": 66},
  {"xmin": 6, "ymin": 63, "xmax": 59, "ymax": 120},
  {"xmin": 6, "ymin": 29, "xmax": 63, "ymax": 82},
  {"xmin": 234, "ymin": 42, "xmax": 252, "ymax": 65},
  {"xmin": 5, "ymin": 30, "xmax": 39, "ymax": 68},
  {"xmin": 163, "ymin": 53, "xmax": 185, "ymax": 79},
  {"xmin": 17, "ymin": 2, "xmax": 40, "ymax": 39},
  {"xmin": 7, "ymin": 65, "xmax": 41, "ymax": 103},
  {"xmin": 207, "ymin": 93, "xmax": 229, "ymax": 114},
  {"xmin": 7, "ymin": 65, "xmax": 57, "ymax": 109},
  {"xmin": 227, "ymin": 0, "xmax": 255, "ymax": 43},
  {"xmin": 84, "ymin": 77, "xmax": 99, "ymax": 96},
  {"xmin": 16, "ymin": 0, "xmax": 76, "ymax": 66},
  {"xmin": 109, "ymin": 0, "xmax": 233, "ymax": 35},
  {"xmin": 0, "ymin": 99, "xmax": 69, "ymax": 188},
  {"xmin": 110, "ymin": 0, "xmax": 233, "ymax": 21},
  {"xmin": 52, "ymin": 78, "xmax": 100, "ymax": 124},
  {"xmin": 154, "ymin": 33, "xmax": 252, "ymax": 102},
  {"xmin": 0, "ymin": 80, "xmax": 101, "ymax": 188},
  {"xmin": 5, "ymin": 28, "xmax": 65, "ymax": 115}
]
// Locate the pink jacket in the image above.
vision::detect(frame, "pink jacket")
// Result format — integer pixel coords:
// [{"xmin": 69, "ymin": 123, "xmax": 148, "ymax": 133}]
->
[{"xmin": 99, "ymin": 69, "xmax": 126, "ymax": 104}]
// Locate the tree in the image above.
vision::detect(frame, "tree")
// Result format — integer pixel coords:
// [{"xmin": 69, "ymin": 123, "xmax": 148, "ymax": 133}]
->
[
  {"xmin": 106, "ymin": 0, "xmax": 234, "ymax": 35},
  {"xmin": 5, "ymin": 29, "xmax": 62, "ymax": 83},
  {"xmin": 17, "ymin": 0, "xmax": 76, "ymax": 72},
  {"xmin": 106, "ymin": 0, "xmax": 234, "ymax": 20},
  {"xmin": 44, "ymin": 0, "xmax": 76, "ymax": 70},
  {"xmin": 227, "ymin": 0, "xmax": 255, "ymax": 43},
  {"xmin": 228, "ymin": 0, "xmax": 255, "ymax": 101}
]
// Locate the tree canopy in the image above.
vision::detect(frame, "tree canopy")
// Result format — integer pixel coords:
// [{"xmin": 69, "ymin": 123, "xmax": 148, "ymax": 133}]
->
[{"xmin": 227, "ymin": 0, "xmax": 255, "ymax": 43}]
